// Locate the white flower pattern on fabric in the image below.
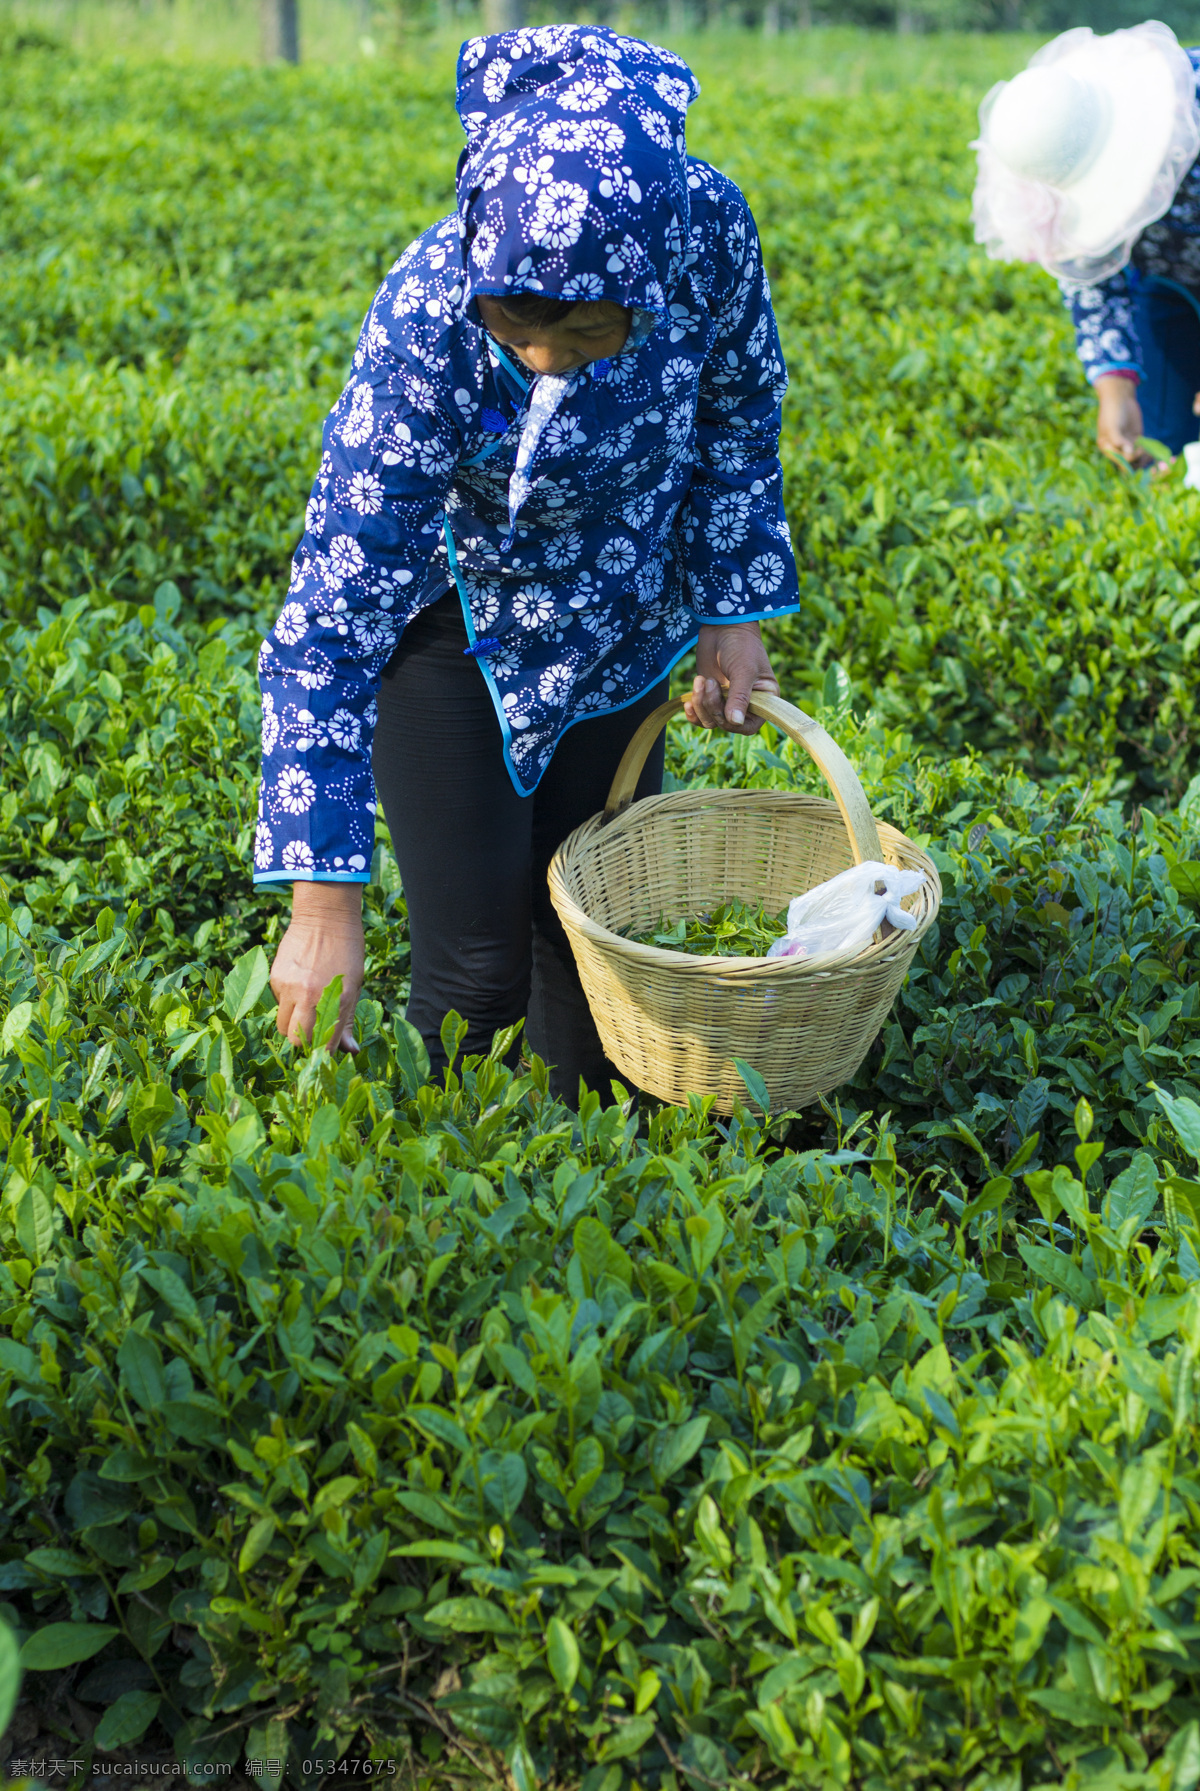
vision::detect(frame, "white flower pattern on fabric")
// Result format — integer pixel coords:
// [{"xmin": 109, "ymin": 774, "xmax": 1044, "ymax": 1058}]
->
[
  {"xmin": 253, "ymin": 26, "xmax": 799, "ymax": 884},
  {"xmin": 282, "ymin": 840, "xmax": 315, "ymax": 871},
  {"xmin": 328, "ymin": 709, "xmax": 362, "ymax": 751},
  {"xmin": 352, "ymin": 613, "xmax": 397, "ymax": 655},
  {"xmin": 638, "ymin": 109, "xmax": 673, "ymax": 149},
  {"xmin": 748, "ymin": 552, "xmax": 785, "ymax": 594},
  {"xmin": 296, "ymin": 650, "xmax": 334, "ymax": 691},
  {"xmin": 706, "ymin": 494, "xmax": 750, "ymax": 552},
  {"xmin": 538, "ymin": 661, "xmax": 575, "ymax": 701},
  {"xmin": 558, "ymin": 78, "xmax": 610, "ymax": 113},
  {"xmin": 275, "ymin": 604, "xmax": 307, "ymax": 645},
  {"xmin": 530, "ymin": 181, "xmax": 590, "ymax": 249},
  {"xmin": 330, "ymin": 535, "xmax": 366, "ymax": 580},
  {"xmin": 561, "ymin": 272, "xmax": 605, "ymax": 299},
  {"xmin": 346, "ymin": 471, "xmax": 384, "ymax": 514},
  {"xmin": 261, "ymin": 692, "xmax": 280, "ymax": 754},
  {"xmin": 545, "ymin": 529, "xmax": 583, "ymax": 568},
  {"xmin": 482, "ymin": 56, "xmax": 511, "ymax": 101},
  {"xmin": 621, "ymin": 491, "xmax": 656, "ymax": 528},
  {"xmin": 514, "ymin": 153, "xmax": 556, "ymax": 194},
  {"xmin": 513, "ymin": 584, "xmax": 557, "ymax": 629},
  {"xmin": 339, "ymin": 383, "xmax": 375, "ymax": 447},
  {"xmin": 597, "ymin": 535, "xmax": 637, "ymax": 575},
  {"xmin": 277, "ymin": 767, "xmax": 317, "ymax": 814}
]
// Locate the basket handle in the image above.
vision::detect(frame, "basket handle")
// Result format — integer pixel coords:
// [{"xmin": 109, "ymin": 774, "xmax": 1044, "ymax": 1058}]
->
[{"xmin": 602, "ymin": 692, "xmax": 884, "ymax": 865}]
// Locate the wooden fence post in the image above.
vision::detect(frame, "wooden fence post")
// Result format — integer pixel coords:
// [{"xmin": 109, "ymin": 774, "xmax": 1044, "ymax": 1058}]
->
[
  {"xmin": 261, "ymin": 0, "xmax": 300, "ymax": 63},
  {"xmin": 481, "ymin": 0, "xmax": 525, "ymax": 30}
]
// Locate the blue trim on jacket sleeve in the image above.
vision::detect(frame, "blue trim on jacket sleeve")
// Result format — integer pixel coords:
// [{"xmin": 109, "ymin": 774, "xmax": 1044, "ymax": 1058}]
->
[
  {"xmin": 253, "ymin": 871, "xmax": 371, "ymax": 885},
  {"xmin": 1088, "ymin": 361, "xmax": 1143, "ymax": 384},
  {"xmin": 689, "ymin": 604, "xmax": 804, "ymax": 627}
]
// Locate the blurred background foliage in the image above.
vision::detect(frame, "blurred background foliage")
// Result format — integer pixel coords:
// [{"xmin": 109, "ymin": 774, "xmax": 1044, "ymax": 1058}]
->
[
  {"xmin": 4, "ymin": 27, "xmax": 1200, "ymax": 802},
  {"xmin": 2, "ymin": 0, "xmax": 1198, "ymax": 64}
]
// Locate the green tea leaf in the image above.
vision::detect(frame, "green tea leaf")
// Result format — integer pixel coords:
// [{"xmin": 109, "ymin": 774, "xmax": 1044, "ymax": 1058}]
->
[
  {"xmin": 15, "ymin": 1186, "xmax": 53, "ymax": 1263},
  {"xmin": 650, "ymin": 1416, "xmax": 709, "ymax": 1486},
  {"xmin": 1157, "ymin": 1086, "xmax": 1200, "ymax": 1163},
  {"xmin": 481, "ymin": 1451, "xmax": 527, "ymax": 1521},
  {"xmin": 394, "ymin": 1018, "xmax": 431, "ymax": 1096},
  {"xmin": 245, "ymin": 1717, "xmax": 289, "ymax": 1790},
  {"xmin": 575, "ymin": 1215, "xmax": 613, "ymax": 1286},
  {"xmin": 238, "ymin": 1516, "xmax": 276, "ymax": 1574},
  {"xmin": 129, "ymin": 1081, "xmax": 175, "ymax": 1147},
  {"xmin": 1011, "ymin": 1596, "xmax": 1052, "ymax": 1665},
  {"xmin": 440, "ymin": 1009, "xmax": 469, "ymax": 1071},
  {"xmin": 823, "ymin": 661, "xmax": 852, "ymax": 711},
  {"xmin": 1026, "ymin": 1687, "xmax": 1121, "ymax": 1727},
  {"xmin": 734, "ymin": 1056, "xmax": 770, "ymax": 1115},
  {"xmin": 1, "ymin": 1001, "xmax": 34, "ymax": 1053},
  {"xmin": 425, "ymin": 1596, "xmax": 515, "ymax": 1634},
  {"xmin": 20, "ymin": 1622, "xmax": 119, "ymax": 1670},
  {"xmin": 1163, "ymin": 1720, "xmax": 1200, "ymax": 1791},
  {"xmin": 311, "ymin": 975, "xmax": 344, "ymax": 1051},
  {"xmin": 1016, "ymin": 1243, "xmax": 1095, "ymax": 1309},
  {"xmin": 117, "ymin": 1329, "xmax": 168, "ymax": 1413},
  {"xmin": 546, "ymin": 1615, "xmax": 579, "ymax": 1696},
  {"xmin": 1104, "ymin": 1152, "xmax": 1159, "ymax": 1231},
  {"xmin": 94, "ymin": 1688, "xmax": 161, "ymax": 1749},
  {"xmin": 0, "ymin": 1618, "xmax": 20, "ymax": 1737},
  {"xmin": 223, "ymin": 944, "xmax": 271, "ymax": 1024},
  {"xmin": 25, "ymin": 1547, "xmax": 92, "ymax": 1577},
  {"xmin": 597, "ymin": 1715, "xmax": 657, "ymax": 1762}
]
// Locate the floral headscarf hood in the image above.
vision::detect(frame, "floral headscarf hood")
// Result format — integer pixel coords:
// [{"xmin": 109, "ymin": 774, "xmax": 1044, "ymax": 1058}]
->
[{"xmin": 455, "ymin": 26, "xmax": 700, "ymax": 322}]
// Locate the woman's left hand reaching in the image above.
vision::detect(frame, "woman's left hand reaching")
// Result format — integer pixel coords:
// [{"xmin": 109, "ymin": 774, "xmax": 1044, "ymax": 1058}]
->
[
  {"xmin": 685, "ymin": 621, "xmax": 780, "ymax": 735},
  {"xmin": 270, "ymin": 881, "xmax": 364, "ymax": 1051}
]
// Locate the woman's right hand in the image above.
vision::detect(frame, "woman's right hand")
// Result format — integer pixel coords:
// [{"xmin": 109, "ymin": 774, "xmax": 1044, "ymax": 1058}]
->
[
  {"xmin": 269, "ymin": 881, "xmax": 365, "ymax": 1051},
  {"xmin": 1095, "ymin": 373, "xmax": 1150, "ymax": 466}
]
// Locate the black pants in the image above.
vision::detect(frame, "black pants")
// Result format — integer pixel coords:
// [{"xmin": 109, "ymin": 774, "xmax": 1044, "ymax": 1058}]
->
[
  {"xmin": 1134, "ymin": 277, "xmax": 1200, "ymax": 454},
  {"xmin": 373, "ymin": 591, "xmax": 666, "ymax": 1100}
]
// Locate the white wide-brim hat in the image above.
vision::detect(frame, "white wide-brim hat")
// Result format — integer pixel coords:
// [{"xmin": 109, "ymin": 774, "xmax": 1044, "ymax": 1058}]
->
[{"xmin": 972, "ymin": 21, "xmax": 1200, "ymax": 283}]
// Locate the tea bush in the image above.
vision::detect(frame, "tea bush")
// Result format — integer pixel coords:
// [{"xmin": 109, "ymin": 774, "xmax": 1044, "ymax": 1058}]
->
[
  {"xmin": 8, "ymin": 587, "xmax": 1200, "ymax": 1787},
  {"xmin": 6, "ymin": 30, "xmax": 1200, "ymax": 1791}
]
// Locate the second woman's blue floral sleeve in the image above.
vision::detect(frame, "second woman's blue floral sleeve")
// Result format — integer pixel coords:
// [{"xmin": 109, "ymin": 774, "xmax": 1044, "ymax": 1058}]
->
[
  {"xmin": 254, "ymin": 269, "xmax": 464, "ymax": 884},
  {"xmin": 677, "ymin": 168, "xmax": 798, "ymax": 620},
  {"xmin": 1059, "ymin": 269, "xmax": 1143, "ymax": 384}
]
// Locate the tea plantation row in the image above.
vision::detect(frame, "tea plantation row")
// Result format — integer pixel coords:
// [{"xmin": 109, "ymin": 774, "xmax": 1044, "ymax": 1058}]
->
[{"xmin": 6, "ymin": 34, "xmax": 1200, "ymax": 1791}]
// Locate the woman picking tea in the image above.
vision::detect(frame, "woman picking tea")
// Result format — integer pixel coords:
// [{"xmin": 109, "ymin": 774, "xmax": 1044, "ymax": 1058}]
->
[
  {"xmin": 257, "ymin": 26, "xmax": 801, "ymax": 1097},
  {"xmin": 973, "ymin": 22, "xmax": 1200, "ymax": 463}
]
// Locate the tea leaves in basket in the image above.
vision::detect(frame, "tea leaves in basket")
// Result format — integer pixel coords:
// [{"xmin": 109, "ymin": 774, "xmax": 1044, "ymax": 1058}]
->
[{"xmin": 628, "ymin": 896, "xmax": 788, "ymax": 957}]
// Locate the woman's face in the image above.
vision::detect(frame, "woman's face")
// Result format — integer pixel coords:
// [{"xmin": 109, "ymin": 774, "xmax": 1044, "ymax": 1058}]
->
[{"xmin": 476, "ymin": 296, "xmax": 632, "ymax": 376}]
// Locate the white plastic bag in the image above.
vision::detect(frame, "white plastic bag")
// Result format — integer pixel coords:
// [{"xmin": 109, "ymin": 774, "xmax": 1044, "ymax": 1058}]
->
[
  {"xmin": 1184, "ymin": 441, "xmax": 1200, "ymax": 492},
  {"xmin": 765, "ymin": 860, "xmax": 927, "ymax": 962}
]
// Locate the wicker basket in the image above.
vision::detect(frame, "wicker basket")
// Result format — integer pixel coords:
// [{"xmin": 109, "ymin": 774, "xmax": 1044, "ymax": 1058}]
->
[{"xmin": 548, "ymin": 691, "xmax": 941, "ymax": 1114}]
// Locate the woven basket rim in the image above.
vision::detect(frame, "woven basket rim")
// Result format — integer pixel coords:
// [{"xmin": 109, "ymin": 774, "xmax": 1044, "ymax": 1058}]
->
[{"xmin": 549, "ymin": 792, "xmax": 942, "ymax": 982}]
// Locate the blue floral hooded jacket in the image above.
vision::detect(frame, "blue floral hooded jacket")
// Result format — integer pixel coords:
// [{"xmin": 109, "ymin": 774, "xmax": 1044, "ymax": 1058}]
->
[{"xmin": 255, "ymin": 25, "xmax": 800, "ymax": 884}]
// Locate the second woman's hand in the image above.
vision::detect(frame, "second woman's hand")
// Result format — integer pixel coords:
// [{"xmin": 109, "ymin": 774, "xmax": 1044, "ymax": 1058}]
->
[
  {"xmin": 1095, "ymin": 373, "xmax": 1152, "ymax": 467},
  {"xmin": 269, "ymin": 880, "xmax": 365, "ymax": 1051},
  {"xmin": 685, "ymin": 620, "xmax": 780, "ymax": 735}
]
